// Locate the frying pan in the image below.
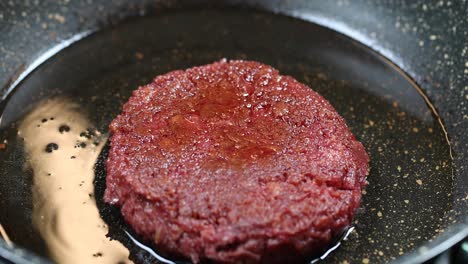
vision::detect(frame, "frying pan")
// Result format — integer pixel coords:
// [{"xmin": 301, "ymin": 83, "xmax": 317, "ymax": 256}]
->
[{"xmin": 0, "ymin": 0, "xmax": 466, "ymax": 263}]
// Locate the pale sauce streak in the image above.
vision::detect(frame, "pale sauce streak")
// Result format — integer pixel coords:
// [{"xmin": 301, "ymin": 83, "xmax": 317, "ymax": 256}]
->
[{"xmin": 18, "ymin": 98, "xmax": 132, "ymax": 264}]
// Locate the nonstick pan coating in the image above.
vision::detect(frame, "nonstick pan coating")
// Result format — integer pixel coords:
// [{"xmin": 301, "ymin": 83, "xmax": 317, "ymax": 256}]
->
[{"xmin": 0, "ymin": 1, "xmax": 467, "ymax": 264}]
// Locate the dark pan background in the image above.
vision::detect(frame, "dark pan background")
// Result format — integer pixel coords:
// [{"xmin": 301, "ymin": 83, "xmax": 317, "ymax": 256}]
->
[{"xmin": 0, "ymin": 1, "xmax": 466, "ymax": 264}]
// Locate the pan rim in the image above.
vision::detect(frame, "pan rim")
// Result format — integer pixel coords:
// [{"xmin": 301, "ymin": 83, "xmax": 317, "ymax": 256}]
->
[{"xmin": 0, "ymin": 3, "xmax": 467, "ymax": 264}]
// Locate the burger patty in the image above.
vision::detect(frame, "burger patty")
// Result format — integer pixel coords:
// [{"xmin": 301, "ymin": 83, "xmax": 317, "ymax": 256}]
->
[{"xmin": 104, "ymin": 59, "xmax": 369, "ymax": 264}]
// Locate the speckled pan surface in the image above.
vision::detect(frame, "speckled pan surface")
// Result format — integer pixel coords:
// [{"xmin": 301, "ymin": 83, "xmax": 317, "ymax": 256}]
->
[{"xmin": 0, "ymin": 0, "xmax": 466, "ymax": 264}]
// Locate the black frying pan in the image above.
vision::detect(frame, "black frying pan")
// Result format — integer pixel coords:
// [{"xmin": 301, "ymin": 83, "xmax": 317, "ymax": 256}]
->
[{"xmin": 0, "ymin": 1, "xmax": 466, "ymax": 264}]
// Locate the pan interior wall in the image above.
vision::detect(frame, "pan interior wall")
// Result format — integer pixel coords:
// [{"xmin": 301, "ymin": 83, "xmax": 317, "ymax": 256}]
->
[{"xmin": 0, "ymin": 8, "xmax": 453, "ymax": 264}]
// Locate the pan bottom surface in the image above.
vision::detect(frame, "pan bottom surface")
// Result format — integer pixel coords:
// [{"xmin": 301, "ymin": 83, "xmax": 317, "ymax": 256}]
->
[{"xmin": 0, "ymin": 7, "xmax": 454, "ymax": 264}]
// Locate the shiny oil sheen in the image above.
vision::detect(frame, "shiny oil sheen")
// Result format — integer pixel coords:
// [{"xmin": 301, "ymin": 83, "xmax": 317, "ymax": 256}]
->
[{"xmin": 0, "ymin": 8, "xmax": 453, "ymax": 264}]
